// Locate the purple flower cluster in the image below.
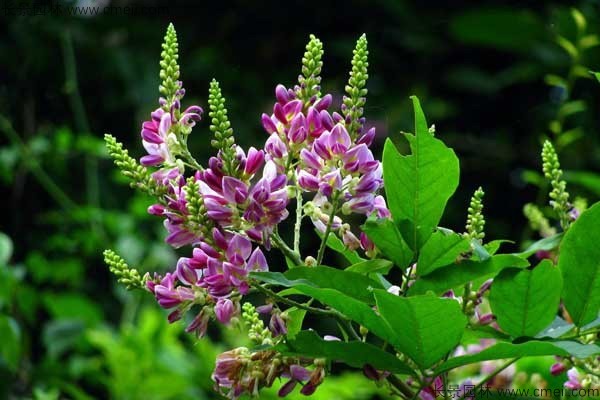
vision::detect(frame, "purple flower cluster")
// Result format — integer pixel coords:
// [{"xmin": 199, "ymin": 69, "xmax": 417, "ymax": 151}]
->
[
  {"xmin": 261, "ymin": 84, "xmax": 389, "ymax": 250},
  {"xmin": 138, "ymin": 80, "xmax": 291, "ymax": 336},
  {"xmin": 212, "ymin": 347, "xmax": 326, "ymax": 399},
  {"xmin": 140, "ymin": 84, "xmax": 203, "ymax": 170},
  {"xmin": 198, "ymin": 153, "xmax": 289, "ymax": 242}
]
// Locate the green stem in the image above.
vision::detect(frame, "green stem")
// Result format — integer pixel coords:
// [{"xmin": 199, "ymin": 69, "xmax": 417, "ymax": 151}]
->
[
  {"xmin": 316, "ymin": 194, "xmax": 340, "ymax": 265},
  {"xmin": 338, "ymin": 318, "xmax": 361, "ymax": 341},
  {"xmin": 560, "ymin": 327, "xmax": 600, "ymax": 340},
  {"xmin": 61, "ymin": 29, "xmax": 103, "ymax": 237},
  {"xmin": 387, "ymin": 374, "xmax": 414, "ymax": 400},
  {"xmin": 272, "ymin": 233, "xmax": 303, "ymax": 267},
  {"xmin": 252, "ymin": 283, "xmax": 340, "ymax": 318},
  {"xmin": 0, "ymin": 115, "xmax": 78, "ymax": 211},
  {"xmin": 180, "ymin": 141, "xmax": 204, "ymax": 172},
  {"xmin": 471, "ymin": 357, "xmax": 519, "ymax": 396},
  {"xmin": 461, "ymin": 282, "xmax": 472, "ymax": 315},
  {"xmin": 294, "ymin": 188, "xmax": 303, "ymax": 254}
]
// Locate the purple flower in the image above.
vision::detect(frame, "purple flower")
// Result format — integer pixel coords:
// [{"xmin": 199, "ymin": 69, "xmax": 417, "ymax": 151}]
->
[
  {"xmin": 564, "ymin": 368, "xmax": 582, "ymax": 389},
  {"xmin": 244, "ymin": 147, "xmax": 265, "ymax": 176},
  {"xmin": 551, "ymin": 362, "xmax": 566, "ymax": 376},
  {"xmin": 186, "ymin": 307, "xmax": 211, "ymax": 337},
  {"xmin": 269, "ymin": 313, "xmax": 287, "ymax": 337},
  {"xmin": 151, "ymin": 273, "xmax": 195, "ymax": 309},
  {"xmin": 140, "ymin": 109, "xmax": 174, "ymax": 166},
  {"xmin": 215, "ymin": 298, "xmax": 236, "ymax": 324}
]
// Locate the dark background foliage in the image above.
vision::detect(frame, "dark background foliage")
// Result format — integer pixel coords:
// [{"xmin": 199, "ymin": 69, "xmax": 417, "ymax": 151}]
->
[{"xmin": 1, "ymin": 0, "xmax": 599, "ymax": 398}]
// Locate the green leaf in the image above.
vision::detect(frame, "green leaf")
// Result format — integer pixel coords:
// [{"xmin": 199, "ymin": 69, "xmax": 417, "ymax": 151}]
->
[
  {"xmin": 278, "ymin": 330, "xmax": 413, "ymax": 374},
  {"xmin": 42, "ymin": 319, "xmax": 85, "ymax": 359},
  {"xmin": 0, "ymin": 314, "xmax": 21, "ymax": 370},
  {"xmin": 0, "ymin": 233, "xmax": 12, "ymax": 265},
  {"xmin": 253, "ymin": 266, "xmax": 383, "ymax": 303},
  {"xmin": 284, "ymin": 307, "xmax": 306, "ymax": 339},
  {"xmin": 409, "ymin": 254, "xmax": 529, "ymax": 296},
  {"xmin": 345, "ymin": 259, "xmax": 393, "ymax": 275},
  {"xmin": 449, "ymin": 8, "xmax": 544, "ymax": 52},
  {"xmin": 42, "ymin": 293, "xmax": 104, "ymax": 327},
  {"xmin": 300, "ymin": 287, "xmax": 396, "ymax": 344},
  {"xmin": 383, "ymin": 96, "xmax": 460, "ymax": 250},
  {"xmin": 535, "ymin": 317, "xmax": 574, "ymax": 339},
  {"xmin": 563, "ymin": 170, "xmax": 600, "ymax": 197},
  {"xmin": 317, "ymin": 230, "xmax": 364, "ymax": 264},
  {"xmin": 435, "ymin": 340, "xmax": 600, "ymax": 374},
  {"xmin": 516, "ymin": 233, "xmax": 563, "ymax": 258},
  {"xmin": 559, "ymin": 202, "xmax": 600, "ymax": 326},
  {"xmin": 373, "ymin": 291, "xmax": 467, "ymax": 368},
  {"xmin": 417, "ymin": 230, "xmax": 471, "ymax": 276},
  {"xmin": 361, "ymin": 217, "xmax": 413, "ymax": 268},
  {"xmin": 489, "ymin": 260, "xmax": 563, "ymax": 337},
  {"xmin": 485, "ymin": 239, "xmax": 513, "ymax": 256}
]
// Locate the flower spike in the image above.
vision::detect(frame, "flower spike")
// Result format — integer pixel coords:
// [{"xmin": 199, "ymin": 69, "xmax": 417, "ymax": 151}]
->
[
  {"xmin": 103, "ymin": 249, "xmax": 146, "ymax": 290},
  {"xmin": 208, "ymin": 79, "xmax": 237, "ymax": 175},
  {"xmin": 297, "ymin": 34, "xmax": 324, "ymax": 105},
  {"xmin": 465, "ymin": 187, "xmax": 485, "ymax": 241},
  {"xmin": 541, "ymin": 140, "xmax": 570, "ymax": 229},
  {"xmin": 343, "ymin": 34, "xmax": 369, "ymax": 138},
  {"xmin": 159, "ymin": 23, "xmax": 181, "ymax": 104}
]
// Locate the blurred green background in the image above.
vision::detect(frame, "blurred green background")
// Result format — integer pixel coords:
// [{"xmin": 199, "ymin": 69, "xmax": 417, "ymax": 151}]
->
[{"xmin": 1, "ymin": 0, "xmax": 600, "ymax": 399}]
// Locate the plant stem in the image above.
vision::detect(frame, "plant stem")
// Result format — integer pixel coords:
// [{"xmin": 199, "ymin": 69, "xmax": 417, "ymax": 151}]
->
[
  {"xmin": 293, "ymin": 188, "xmax": 303, "ymax": 254},
  {"xmin": 387, "ymin": 374, "xmax": 415, "ymax": 399},
  {"xmin": 316, "ymin": 193, "xmax": 340, "ymax": 265},
  {"xmin": 471, "ymin": 357, "xmax": 519, "ymax": 396},
  {"xmin": 272, "ymin": 233, "xmax": 303, "ymax": 266},
  {"xmin": 61, "ymin": 29, "xmax": 103, "ymax": 237},
  {"xmin": 0, "ymin": 115, "xmax": 78, "ymax": 211},
  {"xmin": 252, "ymin": 283, "xmax": 340, "ymax": 318},
  {"xmin": 461, "ymin": 282, "xmax": 472, "ymax": 315},
  {"xmin": 560, "ymin": 327, "xmax": 600, "ymax": 340}
]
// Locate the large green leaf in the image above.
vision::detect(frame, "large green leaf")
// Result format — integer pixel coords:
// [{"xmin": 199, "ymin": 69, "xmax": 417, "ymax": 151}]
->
[
  {"xmin": 278, "ymin": 330, "xmax": 413, "ymax": 374},
  {"xmin": 253, "ymin": 266, "xmax": 383, "ymax": 303},
  {"xmin": 559, "ymin": 202, "xmax": 600, "ymax": 326},
  {"xmin": 345, "ymin": 259, "xmax": 393, "ymax": 275},
  {"xmin": 0, "ymin": 315, "xmax": 21, "ymax": 370},
  {"xmin": 373, "ymin": 291, "xmax": 467, "ymax": 368},
  {"xmin": 564, "ymin": 170, "xmax": 600, "ymax": 197},
  {"xmin": 516, "ymin": 233, "xmax": 562, "ymax": 258},
  {"xmin": 383, "ymin": 96, "xmax": 460, "ymax": 251},
  {"xmin": 252, "ymin": 273, "xmax": 397, "ymax": 345},
  {"xmin": 435, "ymin": 340, "xmax": 600, "ymax": 374},
  {"xmin": 361, "ymin": 217, "xmax": 413, "ymax": 269},
  {"xmin": 417, "ymin": 230, "xmax": 471, "ymax": 276},
  {"xmin": 409, "ymin": 254, "xmax": 529, "ymax": 296},
  {"xmin": 489, "ymin": 260, "xmax": 563, "ymax": 337}
]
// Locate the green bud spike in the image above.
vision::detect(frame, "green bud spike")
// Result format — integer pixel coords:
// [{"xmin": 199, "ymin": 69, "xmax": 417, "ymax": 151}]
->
[
  {"xmin": 241, "ymin": 302, "xmax": 272, "ymax": 345},
  {"xmin": 159, "ymin": 23, "xmax": 181, "ymax": 103},
  {"xmin": 184, "ymin": 176, "xmax": 211, "ymax": 236},
  {"xmin": 103, "ymin": 249, "xmax": 145, "ymax": 290},
  {"xmin": 465, "ymin": 187, "xmax": 486, "ymax": 241},
  {"xmin": 208, "ymin": 79, "xmax": 237, "ymax": 175},
  {"xmin": 541, "ymin": 140, "xmax": 570, "ymax": 229},
  {"xmin": 297, "ymin": 34, "xmax": 324, "ymax": 104},
  {"xmin": 104, "ymin": 134, "xmax": 164, "ymax": 196},
  {"xmin": 523, "ymin": 203, "xmax": 556, "ymax": 237},
  {"xmin": 343, "ymin": 34, "xmax": 369, "ymax": 138}
]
